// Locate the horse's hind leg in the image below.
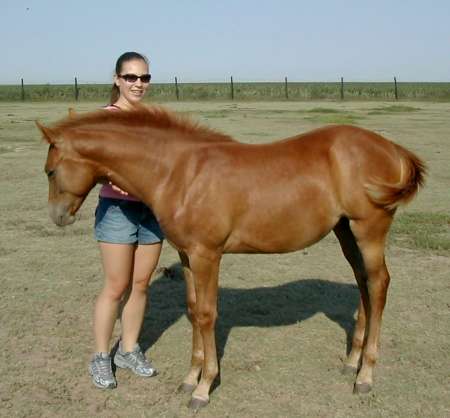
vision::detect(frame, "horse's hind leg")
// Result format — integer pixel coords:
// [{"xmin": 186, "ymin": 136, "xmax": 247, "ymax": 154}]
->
[
  {"xmin": 333, "ymin": 218, "xmax": 368, "ymax": 374},
  {"xmin": 334, "ymin": 213, "xmax": 393, "ymax": 392},
  {"xmin": 352, "ymin": 219, "xmax": 392, "ymax": 393},
  {"xmin": 178, "ymin": 251, "xmax": 204, "ymax": 394}
]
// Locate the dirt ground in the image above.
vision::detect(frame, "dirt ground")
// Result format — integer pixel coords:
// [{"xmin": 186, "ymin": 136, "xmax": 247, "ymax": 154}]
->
[{"xmin": 0, "ymin": 100, "xmax": 449, "ymax": 418}]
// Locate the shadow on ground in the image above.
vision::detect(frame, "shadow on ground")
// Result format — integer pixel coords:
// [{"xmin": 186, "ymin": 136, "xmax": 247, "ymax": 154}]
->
[{"xmin": 139, "ymin": 263, "xmax": 359, "ymax": 369}]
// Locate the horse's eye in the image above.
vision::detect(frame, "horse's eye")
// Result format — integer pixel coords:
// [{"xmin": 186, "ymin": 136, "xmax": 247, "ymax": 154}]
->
[{"xmin": 47, "ymin": 170, "xmax": 55, "ymax": 178}]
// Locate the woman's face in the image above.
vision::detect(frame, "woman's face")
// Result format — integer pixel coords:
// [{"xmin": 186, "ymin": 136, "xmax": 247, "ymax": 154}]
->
[{"xmin": 114, "ymin": 59, "xmax": 150, "ymax": 107}]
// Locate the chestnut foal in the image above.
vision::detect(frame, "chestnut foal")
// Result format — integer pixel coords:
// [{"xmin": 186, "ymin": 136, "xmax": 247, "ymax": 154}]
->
[{"xmin": 38, "ymin": 106, "xmax": 425, "ymax": 409}]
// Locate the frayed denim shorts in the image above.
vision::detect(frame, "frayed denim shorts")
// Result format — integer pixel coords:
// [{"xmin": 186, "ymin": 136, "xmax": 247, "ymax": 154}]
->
[{"xmin": 94, "ymin": 197, "xmax": 164, "ymax": 244}]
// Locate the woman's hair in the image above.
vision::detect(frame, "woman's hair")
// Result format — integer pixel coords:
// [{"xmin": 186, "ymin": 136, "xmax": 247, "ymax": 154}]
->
[{"xmin": 110, "ymin": 52, "xmax": 149, "ymax": 104}]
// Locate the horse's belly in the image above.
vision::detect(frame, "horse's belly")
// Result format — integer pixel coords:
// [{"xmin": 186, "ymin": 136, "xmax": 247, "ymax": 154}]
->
[{"xmin": 223, "ymin": 210, "xmax": 339, "ymax": 254}]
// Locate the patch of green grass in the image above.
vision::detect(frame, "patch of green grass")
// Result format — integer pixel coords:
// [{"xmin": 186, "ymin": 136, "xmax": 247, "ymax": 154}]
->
[
  {"xmin": 305, "ymin": 112, "xmax": 363, "ymax": 125},
  {"xmin": 304, "ymin": 107, "xmax": 364, "ymax": 124},
  {"xmin": 3, "ymin": 82, "xmax": 450, "ymax": 102},
  {"xmin": 263, "ymin": 109, "xmax": 291, "ymax": 114},
  {"xmin": 199, "ymin": 110, "xmax": 232, "ymax": 118},
  {"xmin": 391, "ymin": 211, "xmax": 450, "ymax": 252},
  {"xmin": 0, "ymin": 146, "xmax": 13, "ymax": 154},
  {"xmin": 307, "ymin": 107, "xmax": 341, "ymax": 114},
  {"xmin": 242, "ymin": 132, "xmax": 272, "ymax": 137},
  {"xmin": 368, "ymin": 105, "xmax": 421, "ymax": 115}
]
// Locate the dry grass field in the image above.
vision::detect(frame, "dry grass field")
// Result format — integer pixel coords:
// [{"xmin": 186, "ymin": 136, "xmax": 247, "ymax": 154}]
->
[{"xmin": 0, "ymin": 100, "xmax": 449, "ymax": 417}]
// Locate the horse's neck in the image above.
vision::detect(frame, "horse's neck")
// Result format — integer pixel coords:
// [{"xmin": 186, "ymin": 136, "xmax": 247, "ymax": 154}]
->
[{"xmin": 77, "ymin": 129, "xmax": 167, "ymax": 203}]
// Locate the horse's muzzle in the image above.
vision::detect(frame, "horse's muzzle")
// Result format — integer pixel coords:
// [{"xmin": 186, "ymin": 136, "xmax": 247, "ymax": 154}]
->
[{"xmin": 49, "ymin": 203, "xmax": 77, "ymax": 226}]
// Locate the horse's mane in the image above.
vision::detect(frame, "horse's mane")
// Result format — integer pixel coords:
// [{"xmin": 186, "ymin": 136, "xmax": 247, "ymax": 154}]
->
[{"xmin": 52, "ymin": 105, "xmax": 234, "ymax": 143}]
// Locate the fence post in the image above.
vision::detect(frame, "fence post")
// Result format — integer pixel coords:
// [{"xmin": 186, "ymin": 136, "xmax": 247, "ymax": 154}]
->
[
  {"xmin": 394, "ymin": 76, "xmax": 398, "ymax": 100},
  {"xmin": 284, "ymin": 77, "xmax": 288, "ymax": 99},
  {"xmin": 230, "ymin": 76, "xmax": 234, "ymax": 100},
  {"xmin": 340, "ymin": 77, "xmax": 344, "ymax": 100},
  {"xmin": 21, "ymin": 78, "xmax": 25, "ymax": 101},
  {"xmin": 74, "ymin": 77, "xmax": 79, "ymax": 101},
  {"xmin": 175, "ymin": 77, "xmax": 180, "ymax": 100}
]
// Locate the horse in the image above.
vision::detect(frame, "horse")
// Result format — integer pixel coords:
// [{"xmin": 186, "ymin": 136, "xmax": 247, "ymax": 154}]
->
[{"xmin": 37, "ymin": 105, "xmax": 425, "ymax": 410}]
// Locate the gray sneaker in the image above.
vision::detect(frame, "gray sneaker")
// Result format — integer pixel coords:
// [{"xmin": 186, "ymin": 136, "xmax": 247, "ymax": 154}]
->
[
  {"xmin": 114, "ymin": 342, "xmax": 158, "ymax": 377},
  {"xmin": 89, "ymin": 352, "xmax": 117, "ymax": 389}
]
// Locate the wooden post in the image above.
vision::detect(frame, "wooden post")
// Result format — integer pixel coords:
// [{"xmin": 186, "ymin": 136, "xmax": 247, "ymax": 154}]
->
[
  {"xmin": 340, "ymin": 77, "xmax": 344, "ymax": 100},
  {"xmin": 394, "ymin": 76, "xmax": 398, "ymax": 100},
  {"xmin": 74, "ymin": 77, "xmax": 79, "ymax": 101},
  {"xmin": 175, "ymin": 77, "xmax": 180, "ymax": 100},
  {"xmin": 230, "ymin": 76, "xmax": 234, "ymax": 100},
  {"xmin": 284, "ymin": 77, "xmax": 288, "ymax": 99},
  {"xmin": 21, "ymin": 78, "xmax": 25, "ymax": 101}
]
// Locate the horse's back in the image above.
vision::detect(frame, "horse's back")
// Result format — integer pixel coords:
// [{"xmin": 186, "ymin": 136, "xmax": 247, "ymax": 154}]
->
[{"xmin": 164, "ymin": 124, "xmax": 423, "ymax": 254}]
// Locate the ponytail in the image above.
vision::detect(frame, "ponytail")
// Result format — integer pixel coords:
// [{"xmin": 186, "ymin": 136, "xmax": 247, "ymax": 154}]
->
[{"xmin": 110, "ymin": 84, "xmax": 120, "ymax": 105}]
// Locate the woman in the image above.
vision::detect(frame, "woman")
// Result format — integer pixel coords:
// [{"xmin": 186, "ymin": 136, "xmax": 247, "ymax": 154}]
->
[{"xmin": 89, "ymin": 52, "xmax": 163, "ymax": 389}]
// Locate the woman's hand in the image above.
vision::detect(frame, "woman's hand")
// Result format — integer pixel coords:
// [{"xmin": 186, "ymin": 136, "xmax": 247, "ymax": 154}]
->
[{"xmin": 109, "ymin": 182, "xmax": 128, "ymax": 195}]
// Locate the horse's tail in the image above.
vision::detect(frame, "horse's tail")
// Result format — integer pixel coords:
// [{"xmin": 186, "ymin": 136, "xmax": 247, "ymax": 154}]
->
[{"xmin": 365, "ymin": 145, "xmax": 426, "ymax": 211}]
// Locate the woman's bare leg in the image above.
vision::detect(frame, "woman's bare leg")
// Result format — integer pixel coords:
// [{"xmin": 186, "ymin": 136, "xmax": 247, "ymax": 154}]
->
[
  {"xmin": 94, "ymin": 243, "xmax": 135, "ymax": 353},
  {"xmin": 121, "ymin": 242, "xmax": 162, "ymax": 352}
]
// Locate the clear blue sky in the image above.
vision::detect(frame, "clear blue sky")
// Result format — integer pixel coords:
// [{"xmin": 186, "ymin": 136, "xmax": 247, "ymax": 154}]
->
[{"xmin": 2, "ymin": 0, "xmax": 449, "ymax": 84}]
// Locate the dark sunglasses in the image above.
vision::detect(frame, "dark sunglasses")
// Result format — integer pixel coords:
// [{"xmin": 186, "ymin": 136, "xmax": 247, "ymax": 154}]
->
[{"xmin": 118, "ymin": 73, "xmax": 152, "ymax": 83}]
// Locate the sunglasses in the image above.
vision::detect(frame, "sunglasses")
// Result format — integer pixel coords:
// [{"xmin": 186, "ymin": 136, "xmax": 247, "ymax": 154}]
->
[{"xmin": 118, "ymin": 73, "xmax": 152, "ymax": 83}]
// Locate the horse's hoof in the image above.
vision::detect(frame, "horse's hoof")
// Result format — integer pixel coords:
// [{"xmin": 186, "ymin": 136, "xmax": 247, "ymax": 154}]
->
[
  {"xmin": 353, "ymin": 382, "xmax": 372, "ymax": 394},
  {"xmin": 177, "ymin": 383, "xmax": 196, "ymax": 394},
  {"xmin": 342, "ymin": 365, "xmax": 358, "ymax": 376},
  {"xmin": 188, "ymin": 397, "xmax": 209, "ymax": 411}
]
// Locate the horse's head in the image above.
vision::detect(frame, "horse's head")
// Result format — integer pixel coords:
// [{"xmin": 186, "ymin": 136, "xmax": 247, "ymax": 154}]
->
[{"xmin": 37, "ymin": 121, "xmax": 97, "ymax": 226}]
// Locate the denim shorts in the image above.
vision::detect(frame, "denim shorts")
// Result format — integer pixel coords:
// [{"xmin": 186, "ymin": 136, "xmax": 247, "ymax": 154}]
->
[{"xmin": 94, "ymin": 197, "xmax": 164, "ymax": 244}]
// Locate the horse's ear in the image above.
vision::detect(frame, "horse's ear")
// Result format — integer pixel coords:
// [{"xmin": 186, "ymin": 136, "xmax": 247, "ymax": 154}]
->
[
  {"xmin": 35, "ymin": 121, "xmax": 56, "ymax": 144},
  {"xmin": 68, "ymin": 108, "xmax": 77, "ymax": 118}
]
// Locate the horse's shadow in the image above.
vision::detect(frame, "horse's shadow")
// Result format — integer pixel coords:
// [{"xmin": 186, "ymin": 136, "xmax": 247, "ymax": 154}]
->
[{"xmin": 139, "ymin": 263, "xmax": 359, "ymax": 367}]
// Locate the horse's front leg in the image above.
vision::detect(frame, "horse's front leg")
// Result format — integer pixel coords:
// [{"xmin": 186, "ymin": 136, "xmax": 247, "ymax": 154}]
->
[
  {"xmin": 178, "ymin": 251, "xmax": 204, "ymax": 393},
  {"xmin": 187, "ymin": 251, "xmax": 221, "ymax": 410}
]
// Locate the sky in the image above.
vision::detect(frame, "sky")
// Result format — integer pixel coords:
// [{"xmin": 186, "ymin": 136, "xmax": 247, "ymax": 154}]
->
[{"xmin": 1, "ymin": 0, "xmax": 449, "ymax": 84}]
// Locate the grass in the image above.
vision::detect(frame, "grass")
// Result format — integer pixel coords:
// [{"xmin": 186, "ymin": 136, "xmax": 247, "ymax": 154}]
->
[
  {"xmin": 307, "ymin": 107, "xmax": 341, "ymax": 113},
  {"xmin": 391, "ymin": 211, "xmax": 450, "ymax": 252},
  {"xmin": 305, "ymin": 107, "xmax": 362, "ymax": 123},
  {"xmin": 303, "ymin": 107, "xmax": 364, "ymax": 124},
  {"xmin": 197, "ymin": 110, "xmax": 233, "ymax": 119},
  {"xmin": 1, "ymin": 82, "xmax": 450, "ymax": 102},
  {"xmin": 242, "ymin": 132, "xmax": 272, "ymax": 137},
  {"xmin": 368, "ymin": 105, "xmax": 421, "ymax": 115}
]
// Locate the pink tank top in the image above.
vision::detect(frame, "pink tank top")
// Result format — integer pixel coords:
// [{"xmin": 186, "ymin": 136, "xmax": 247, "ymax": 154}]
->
[{"xmin": 99, "ymin": 105, "xmax": 139, "ymax": 201}]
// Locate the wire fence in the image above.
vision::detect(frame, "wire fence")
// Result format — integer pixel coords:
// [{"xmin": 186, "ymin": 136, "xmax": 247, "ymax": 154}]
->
[{"xmin": 1, "ymin": 77, "xmax": 450, "ymax": 102}]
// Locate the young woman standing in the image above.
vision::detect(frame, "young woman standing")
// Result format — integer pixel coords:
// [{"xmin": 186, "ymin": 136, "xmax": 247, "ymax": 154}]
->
[{"xmin": 89, "ymin": 52, "xmax": 163, "ymax": 389}]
